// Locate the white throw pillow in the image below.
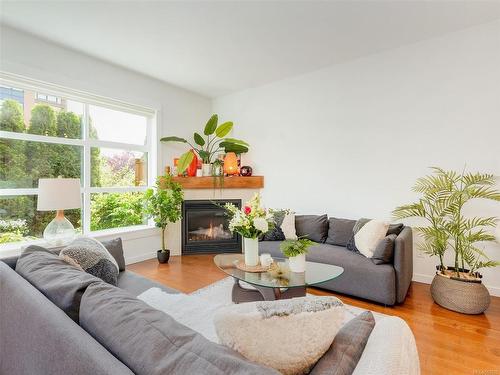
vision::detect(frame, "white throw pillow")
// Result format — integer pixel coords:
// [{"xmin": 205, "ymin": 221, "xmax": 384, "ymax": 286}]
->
[
  {"xmin": 281, "ymin": 213, "xmax": 298, "ymax": 240},
  {"xmin": 354, "ymin": 220, "xmax": 389, "ymax": 258},
  {"xmin": 214, "ymin": 296, "xmax": 344, "ymax": 375}
]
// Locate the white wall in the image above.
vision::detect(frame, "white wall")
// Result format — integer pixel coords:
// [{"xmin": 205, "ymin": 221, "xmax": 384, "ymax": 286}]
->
[
  {"xmin": 0, "ymin": 25, "xmax": 211, "ymax": 263},
  {"xmin": 214, "ymin": 21, "xmax": 500, "ymax": 295}
]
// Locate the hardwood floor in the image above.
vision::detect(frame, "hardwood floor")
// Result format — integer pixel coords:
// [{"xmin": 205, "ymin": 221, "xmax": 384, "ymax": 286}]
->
[{"xmin": 128, "ymin": 255, "xmax": 500, "ymax": 375}]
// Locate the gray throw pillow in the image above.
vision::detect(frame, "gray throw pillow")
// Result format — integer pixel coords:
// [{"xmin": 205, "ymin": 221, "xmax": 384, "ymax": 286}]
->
[
  {"xmin": 325, "ymin": 218, "xmax": 356, "ymax": 247},
  {"xmin": 295, "ymin": 214, "xmax": 329, "ymax": 243},
  {"xmin": 260, "ymin": 209, "xmax": 287, "ymax": 241},
  {"xmin": 371, "ymin": 234, "xmax": 397, "ymax": 264},
  {"xmin": 60, "ymin": 237, "xmax": 119, "ymax": 285},
  {"xmin": 101, "ymin": 237, "xmax": 126, "ymax": 271},
  {"xmin": 387, "ymin": 223, "xmax": 404, "ymax": 236},
  {"xmin": 79, "ymin": 282, "xmax": 279, "ymax": 375},
  {"xmin": 15, "ymin": 245, "xmax": 101, "ymax": 322},
  {"xmin": 309, "ymin": 311, "xmax": 375, "ymax": 375}
]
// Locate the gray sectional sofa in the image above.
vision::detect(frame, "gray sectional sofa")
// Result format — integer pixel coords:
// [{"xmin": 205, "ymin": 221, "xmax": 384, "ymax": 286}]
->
[
  {"xmin": 0, "ymin": 239, "xmax": 279, "ymax": 375},
  {"xmin": 259, "ymin": 217, "xmax": 413, "ymax": 305}
]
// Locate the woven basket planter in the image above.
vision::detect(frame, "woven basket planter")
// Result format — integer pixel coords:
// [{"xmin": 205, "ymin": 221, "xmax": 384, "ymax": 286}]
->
[{"xmin": 430, "ymin": 271, "xmax": 490, "ymax": 314}]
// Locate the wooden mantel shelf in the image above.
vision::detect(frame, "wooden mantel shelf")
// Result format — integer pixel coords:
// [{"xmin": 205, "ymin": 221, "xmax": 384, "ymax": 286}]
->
[{"xmin": 169, "ymin": 176, "xmax": 264, "ymax": 189}]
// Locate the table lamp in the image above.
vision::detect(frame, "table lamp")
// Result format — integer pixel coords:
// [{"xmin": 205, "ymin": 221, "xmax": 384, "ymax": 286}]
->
[{"xmin": 37, "ymin": 177, "xmax": 81, "ymax": 246}]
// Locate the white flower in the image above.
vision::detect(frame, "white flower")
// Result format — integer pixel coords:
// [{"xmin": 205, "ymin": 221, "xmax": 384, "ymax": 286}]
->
[{"xmin": 254, "ymin": 217, "xmax": 269, "ymax": 233}]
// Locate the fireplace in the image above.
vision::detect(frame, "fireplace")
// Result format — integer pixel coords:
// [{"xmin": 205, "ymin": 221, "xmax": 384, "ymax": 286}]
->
[{"xmin": 182, "ymin": 200, "xmax": 242, "ymax": 254}]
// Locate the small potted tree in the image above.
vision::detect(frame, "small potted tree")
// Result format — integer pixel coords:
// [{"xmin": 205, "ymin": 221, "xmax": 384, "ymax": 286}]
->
[
  {"xmin": 144, "ymin": 175, "xmax": 184, "ymax": 263},
  {"xmin": 280, "ymin": 237, "xmax": 315, "ymax": 272}
]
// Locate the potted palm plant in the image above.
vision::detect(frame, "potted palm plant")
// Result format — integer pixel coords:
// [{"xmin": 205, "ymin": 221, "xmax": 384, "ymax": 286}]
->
[
  {"xmin": 393, "ymin": 168, "xmax": 500, "ymax": 314},
  {"xmin": 144, "ymin": 175, "xmax": 184, "ymax": 263},
  {"xmin": 160, "ymin": 114, "xmax": 249, "ymax": 175},
  {"xmin": 280, "ymin": 237, "xmax": 315, "ymax": 272}
]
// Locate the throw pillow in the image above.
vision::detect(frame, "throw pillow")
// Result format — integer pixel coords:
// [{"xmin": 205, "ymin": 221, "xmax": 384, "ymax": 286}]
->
[
  {"xmin": 354, "ymin": 220, "xmax": 389, "ymax": 258},
  {"xmin": 371, "ymin": 234, "xmax": 397, "ymax": 265},
  {"xmin": 295, "ymin": 214, "xmax": 329, "ymax": 243},
  {"xmin": 309, "ymin": 311, "xmax": 375, "ymax": 375},
  {"xmin": 260, "ymin": 209, "xmax": 287, "ymax": 241},
  {"xmin": 325, "ymin": 218, "xmax": 356, "ymax": 247},
  {"xmin": 281, "ymin": 213, "xmax": 298, "ymax": 240},
  {"xmin": 60, "ymin": 237, "xmax": 119, "ymax": 285},
  {"xmin": 387, "ymin": 223, "xmax": 404, "ymax": 236},
  {"xmin": 101, "ymin": 237, "xmax": 126, "ymax": 271},
  {"xmin": 214, "ymin": 296, "xmax": 345, "ymax": 375},
  {"xmin": 15, "ymin": 245, "xmax": 102, "ymax": 322}
]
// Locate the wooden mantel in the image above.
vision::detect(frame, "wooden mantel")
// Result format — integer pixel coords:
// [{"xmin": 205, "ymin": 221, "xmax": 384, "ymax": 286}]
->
[{"xmin": 169, "ymin": 176, "xmax": 264, "ymax": 189}]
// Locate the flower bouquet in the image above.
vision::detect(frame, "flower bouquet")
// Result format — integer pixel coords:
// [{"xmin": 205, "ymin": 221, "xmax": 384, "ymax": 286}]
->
[{"xmin": 224, "ymin": 193, "xmax": 274, "ymax": 266}]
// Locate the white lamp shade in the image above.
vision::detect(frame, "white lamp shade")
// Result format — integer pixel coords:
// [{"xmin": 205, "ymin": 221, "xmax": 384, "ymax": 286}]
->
[{"xmin": 37, "ymin": 178, "xmax": 81, "ymax": 211}]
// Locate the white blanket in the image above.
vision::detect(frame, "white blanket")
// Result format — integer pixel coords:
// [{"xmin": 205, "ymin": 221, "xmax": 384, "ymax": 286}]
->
[{"xmin": 138, "ymin": 284, "xmax": 420, "ymax": 375}]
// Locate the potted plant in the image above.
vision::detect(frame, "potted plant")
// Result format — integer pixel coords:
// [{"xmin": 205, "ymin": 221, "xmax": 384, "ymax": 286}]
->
[
  {"xmin": 280, "ymin": 237, "xmax": 315, "ymax": 272},
  {"xmin": 144, "ymin": 175, "xmax": 184, "ymax": 263},
  {"xmin": 393, "ymin": 167, "xmax": 500, "ymax": 314},
  {"xmin": 160, "ymin": 114, "xmax": 249, "ymax": 175},
  {"xmin": 224, "ymin": 194, "xmax": 275, "ymax": 266}
]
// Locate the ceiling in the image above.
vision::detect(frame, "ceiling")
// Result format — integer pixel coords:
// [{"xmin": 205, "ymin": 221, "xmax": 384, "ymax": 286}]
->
[{"xmin": 1, "ymin": 1, "xmax": 500, "ymax": 98}]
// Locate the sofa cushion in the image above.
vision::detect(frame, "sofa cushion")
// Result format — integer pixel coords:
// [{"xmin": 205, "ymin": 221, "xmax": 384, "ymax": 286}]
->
[
  {"xmin": 60, "ymin": 237, "xmax": 119, "ymax": 285},
  {"xmin": 79, "ymin": 282, "xmax": 279, "ymax": 375},
  {"xmin": 15, "ymin": 245, "xmax": 101, "ymax": 322},
  {"xmin": 295, "ymin": 214, "xmax": 328, "ymax": 243},
  {"xmin": 387, "ymin": 223, "xmax": 404, "ymax": 236},
  {"xmin": 371, "ymin": 235, "xmax": 397, "ymax": 265},
  {"xmin": 326, "ymin": 218, "xmax": 356, "ymax": 247},
  {"xmin": 310, "ymin": 311, "xmax": 375, "ymax": 375},
  {"xmin": 281, "ymin": 213, "xmax": 298, "ymax": 240},
  {"xmin": 260, "ymin": 210, "xmax": 287, "ymax": 241},
  {"xmin": 0, "ymin": 262, "xmax": 134, "ymax": 375}
]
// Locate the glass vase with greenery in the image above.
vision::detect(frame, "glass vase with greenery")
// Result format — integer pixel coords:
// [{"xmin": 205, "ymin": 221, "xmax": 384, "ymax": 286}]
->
[
  {"xmin": 393, "ymin": 167, "xmax": 500, "ymax": 280},
  {"xmin": 144, "ymin": 175, "xmax": 184, "ymax": 256},
  {"xmin": 160, "ymin": 114, "xmax": 249, "ymax": 173}
]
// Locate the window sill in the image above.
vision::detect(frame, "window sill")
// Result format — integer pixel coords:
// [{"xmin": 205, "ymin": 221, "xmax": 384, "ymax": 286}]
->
[{"xmin": 0, "ymin": 225, "xmax": 159, "ymax": 257}]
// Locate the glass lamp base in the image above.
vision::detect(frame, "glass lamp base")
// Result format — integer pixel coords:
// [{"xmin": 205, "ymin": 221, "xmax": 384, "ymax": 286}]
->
[{"xmin": 43, "ymin": 215, "xmax": 76, "ymax": 246}]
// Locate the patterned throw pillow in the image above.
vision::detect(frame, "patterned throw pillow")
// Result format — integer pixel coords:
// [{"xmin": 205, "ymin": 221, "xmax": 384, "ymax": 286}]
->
[
  {"xmin": 60, "ymin": 237, "xmax": 119, "ymax": 285},
  {"xmin": 214, "ymin": 296, "xmax": 345, "ymax": 375},
  {"xmin": 260, "ymin": 209, "xmax": 288, "ymax": 241}
]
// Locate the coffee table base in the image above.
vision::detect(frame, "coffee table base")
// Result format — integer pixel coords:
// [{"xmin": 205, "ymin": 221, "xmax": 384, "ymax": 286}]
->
[{"xmin": 231, "ymin": 278, "xmax": 306, "ymax": 303}]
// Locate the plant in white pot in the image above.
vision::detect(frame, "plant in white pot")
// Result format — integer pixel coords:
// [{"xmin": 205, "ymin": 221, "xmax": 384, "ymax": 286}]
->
[
  {"xmin": 224, "ymin": 194, "xmax": 274, "ymax": 266},
  {"xmin": 144, "ymin": 175, "xmax": 184, "ymax": 264},
  {"xmin": 280, "ymin": 237, "xmax": 315, "ymax": 272},
  {"xmin": 393, "ymin": 167, "xmax": 500, "ymax": 314}
]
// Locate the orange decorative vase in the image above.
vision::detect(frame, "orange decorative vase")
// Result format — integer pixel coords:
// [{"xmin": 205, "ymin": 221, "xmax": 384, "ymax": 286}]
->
[{"xmin": 187, "ymin": 150, "xmax": 198, "ymax": 177}]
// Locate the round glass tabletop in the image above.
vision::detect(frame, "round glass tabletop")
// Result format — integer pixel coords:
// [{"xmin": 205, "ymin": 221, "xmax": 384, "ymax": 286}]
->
[{"xmin": 213, "ymin": 253, "xmax": 344, "ymax": 289}]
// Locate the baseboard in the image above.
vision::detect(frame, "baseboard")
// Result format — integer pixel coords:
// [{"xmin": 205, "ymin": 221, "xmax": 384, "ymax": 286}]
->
[
  {"xmin": 413, "ymin": 273, "xmax": 500, "ymax": 297},
  {"xmin": 125, "ymin": 251, "xmax": 156, "ymax": 265}
]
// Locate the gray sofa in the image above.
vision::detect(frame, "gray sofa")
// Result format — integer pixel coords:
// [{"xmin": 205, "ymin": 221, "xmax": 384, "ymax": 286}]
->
[
  {"xmin": 259, "ymin": 222, "xmax": 413, "ymax": 305},
  {"xmin": 0, "ymin": 240, "xmax": 280, "ymax": 375}
]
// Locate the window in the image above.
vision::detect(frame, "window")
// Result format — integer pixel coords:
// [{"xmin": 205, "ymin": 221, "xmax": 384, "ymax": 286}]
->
[{"xmin": 0, "ymin": 76, "xmax": 156, "ymax": 246}]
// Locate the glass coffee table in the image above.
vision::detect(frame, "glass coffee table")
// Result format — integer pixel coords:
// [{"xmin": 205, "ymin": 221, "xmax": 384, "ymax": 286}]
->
[{"xmin": 213, "ymin": 253, "xmax": 344, "ymax": 303}]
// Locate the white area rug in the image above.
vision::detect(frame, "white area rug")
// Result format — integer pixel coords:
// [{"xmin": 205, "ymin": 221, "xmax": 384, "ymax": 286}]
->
[{"xmin": 137, "ymin": 277, "xmax": 385, "ymax": 342}]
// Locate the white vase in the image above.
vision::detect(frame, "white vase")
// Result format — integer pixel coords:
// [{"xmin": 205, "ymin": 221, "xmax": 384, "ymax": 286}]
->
[
  {"xmin": 288, "ymin": 254, "xmax": 306, "ymax": 272},
  {"xmin": 202, "ymin": 163, "xmax": 212, "ymax": 176},
  {"xmin": 244, "ymin": 237, "xmax": 259, "ymax": 266}
]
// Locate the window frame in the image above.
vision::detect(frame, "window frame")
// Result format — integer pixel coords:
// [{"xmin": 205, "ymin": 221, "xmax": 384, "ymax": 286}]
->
[{"xmin": 0, "ymin": 72, "xmax": 158, "ymax": 245}]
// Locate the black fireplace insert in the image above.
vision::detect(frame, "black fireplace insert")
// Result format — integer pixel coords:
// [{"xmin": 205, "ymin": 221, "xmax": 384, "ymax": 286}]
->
[{"xmin": 182, "ymin": 199, "xmax": 242, "ymax": 254}]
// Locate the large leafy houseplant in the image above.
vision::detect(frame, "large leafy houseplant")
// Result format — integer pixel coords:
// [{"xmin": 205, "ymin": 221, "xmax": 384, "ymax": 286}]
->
[
  {"xmin": 393, "ymin": 167, "xmax": 500, "ymax": 280},
  {"xmin": 144, "ymin": 175, "xmax": 184, "ymax": 256},
  {"xmin": 160, "ymin": 114, "xmax": 249, "ymax": 173}
]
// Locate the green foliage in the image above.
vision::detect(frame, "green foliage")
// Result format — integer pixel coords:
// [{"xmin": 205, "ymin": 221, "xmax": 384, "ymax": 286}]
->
[
  {"xmin": 0, "ymin": 100, "xmax": 27, "ymax": 189},
  {"xmin": 0, "ymin": 99, "xmax": 25, "ymax": 132},
  {"xmin": 144, "ymin": 175, "xmax": 184, "ymax": 251},
  {"xmin": 29, "ymin": 105, "xmax": 57, "ymax": 136},
  {"xmin": 160, "ymin": 114, "xmax": 249, "ymax": 171},
  {"xmin": 393, "ymin": 167, "xmax": 500, "ymax": 277},
  {"xmin": 280, "ymin": 237, "xmax": 315, "ymax": 258},
  {"xmin": 90, "ymin": 193, "xmax": 144, "ymax": 231}
]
